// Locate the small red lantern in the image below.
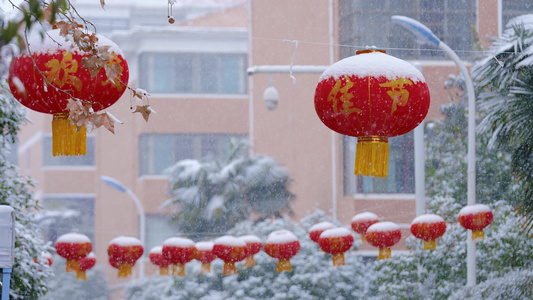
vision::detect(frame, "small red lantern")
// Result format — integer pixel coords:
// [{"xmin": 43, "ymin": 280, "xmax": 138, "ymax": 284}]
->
[
  {"xmin": 213, "ymin": 236, "xmax": 249, "ymax": 276},
  {"xmin": 54, "ymin": 233, "xmax": 92, "ymax": 277},
  {"xmin": 264, "ymin": 230, "xmax": 300, "ymax": 273},
  {"xmin": 315, "ymin": 50, "xmax": 430, "ymax": 177},
  {"xmin": 308, "ymin": 222, "xmax": 336, "ymax": 244},
  {"xmin": 77, "ymin": 252, "xmax": 96, "ymax": 281},
  {"xmin": 239, "ymin": 235, "xmax": 262, "ymax": 268},
  {"xmin": 365, "ymin": 222, "xmax": 402, "ymax": 260},
  {"xmin": 194, "ymin": 241, "xmax": 216, "ymax": 274},
  {"xmin": 351, "ymin": 212, "xmax": 379, "ymax": 242},
  {"xmin": 34, "ymin": 252, "xmax": 53, "ymax": 267},
  {"xmin": 458, "ymin": 204, "xmax": 493, "ymax": 241},
  {"xmin": 107, "ymin": 236, "xmax": 144, "ymax": 278},
  {"xmin": 149, "ymin": 246, "xmax": 171, "ymax": 276},
  {"xmin": 318, "ymin": 228, "xmax": 354, "ymax": 266},
  {"xmin": 8, "ymin": 29, "xmax": 129, "ymax": 156},
  {"xmin": 162, "ymin": 237, "xmax": 197, "ymax": 277},
  {"xmin": 411, "ymin": 214, "xmax": 446, "ymax": 250}
]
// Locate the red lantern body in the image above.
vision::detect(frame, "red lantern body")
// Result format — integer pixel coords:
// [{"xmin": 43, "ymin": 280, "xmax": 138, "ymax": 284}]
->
[
  {"xmin": 195, "ymin": 241, "xmax": 216, "ymax": 274},
  {"xmin": 162, "ymin": 237, "xmax": 197, "ymax": 277},
  {"xmin": 264, "ymin": 230, "xmax": 300, "ymax": 272},
  {"xmin": 213, "ymin": 236, "xmax": 248, "ymax": 276},
  {"xmin": 315, "ymin": 50, "xmax": 430, "ymax": 177},
  {"xmin": 458, "ymin": 204, "xmax": 493, "ymax": 240},
  {"xmin": 107, "ymin": 236, "xmax": 144, "ymax": 278},
  {"xmin": 8, "ymin": 29, "xmax": 129, "ymax": 156},
  {"xmin": 365, "ymin": 222, "xmax": 402, "ymax": 260},
  {"xmin": 54, "ymin": 233, "xmax": 92, "ymax": 277},
  {"xmin": 411, "ymin": 214, "xmax": 446, "ymax": 250},
  {"xmin": 149, "ymin": 246, "xmax": 171, "ymax": 276},
  {"xmin": 309, "ymin": 222, "xmax": 336, "ymax": 244},
  {"xmin": 351, "ymin": 212, "xmax": 379, "ymax": 242},
  {"xmin": 239, "ymin": 235, "xmax": 262, "ymax": 268},
  {"xmin": 318, "ymin": 228, "xmax": 354, "ymax": 266},
  {"xmin": 77, "ymin": 252, "xmax": 96, "ymax": 281}
]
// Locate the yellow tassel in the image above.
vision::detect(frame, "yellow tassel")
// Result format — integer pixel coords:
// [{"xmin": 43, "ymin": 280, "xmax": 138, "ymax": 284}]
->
[
  {"xmin": 76, "ymin": 270, "xmax": 87, "ymax": 281},
  {"xmin": 118, "ymin": 264, "xmax": 132, "ymax": 277},
  {"xmin": 159, "ymin": 266, "xmax": 170, "ymax": 276},
  {"xmin": 378, "ymin": 247, "xmax": 392, "ymax": 260},
  {"xmin": 223, "ymin": 262, "xmax": 237, "ymax": 275},
  {"xmin": 52, "ymin": 113, "xmax": 87, "ymax": 156},
  {"xmin": 355, "ymin": 136, "xmax": 389, "ymax": 177},
  {"xmin": 276, "ymin": 259, "xmax": 292, "ymax": 273},
  {"xmin": 243, "ymin": 256, "xmax": 255, "ymax": 268},
  {"xmin": 332, "ymin": 253, "xmax": 345, "ymax": 266},
  {"xmin": 200, "ymin": 263, "xmax": 211, "ymax": 274},
  {"xmin": 423, "ymin": 240, "xmax": 436, "ymax": 250},
  {"xmin": 472, "ymin": 230, "xmax": 485, "ymax": 241},
  {"xmin": 172, "ymin": 264, "xmax": 186, "ymax": 277}
]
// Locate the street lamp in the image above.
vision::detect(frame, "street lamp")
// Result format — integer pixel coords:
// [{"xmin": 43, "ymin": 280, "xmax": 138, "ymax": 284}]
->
[
  {"xmin": 100, "ymin": 175, "xmax": 145, "ymax": 279},
  {"xmin": 391, "ymin": 15, "xmax": 478, "ymax": 286}
]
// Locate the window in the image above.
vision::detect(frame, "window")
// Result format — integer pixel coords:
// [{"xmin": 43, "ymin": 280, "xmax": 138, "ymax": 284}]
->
[
  {"xmin": 42, "ymin": 136, "xmax": 95, "ymax": 167},
  {"xmin": 139, "ymin": 134, "xmax": 247, "ymax": 176},
  {"xmin": 502, "ymin": 1, "xmax": 533, "ymax": 29},
  {"xmin": 145, "ymin": 214, "xmax": 181, "ymax": 251},
  {"xmin": 339, "ymin": 0, "xmax": 477, "ymax": 60},
  {"xmin": 38, "ymin": 196, "xmax": 95, "ymax": 243},
  {"xmin": 343, "ymin": 132, "xmax": 414, "ymax": 195},
  {"xmin": 139, "ymin": 52, "xmax": 247, "ymax": 95}
]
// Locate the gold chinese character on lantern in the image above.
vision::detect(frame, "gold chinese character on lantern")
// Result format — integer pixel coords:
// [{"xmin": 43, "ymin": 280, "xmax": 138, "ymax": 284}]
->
[
  {"xmin": 327, "ymin": 76, "xmax": 361, "ymax": 115},
  {"xmin": 43, "ymin": 51, "xmax": 83, "ymax": 92},
  {"xmin": 379, "ymin": 78, "xmax": 413, "ymax": 114}
]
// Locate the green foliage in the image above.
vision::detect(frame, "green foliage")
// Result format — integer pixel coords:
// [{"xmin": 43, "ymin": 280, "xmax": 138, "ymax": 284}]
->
[{"xmin": 164, "ymin": 142, "xmax": 294, "ymax": 238}]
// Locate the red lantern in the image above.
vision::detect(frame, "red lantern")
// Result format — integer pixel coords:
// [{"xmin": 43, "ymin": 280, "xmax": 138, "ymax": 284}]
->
[
  {"xmin": 365, "ymin": 222, "xmax": 402, "ymax": 260},
  {"xmin": 264, "ymin": 230, "xmax": 300, "ymax": 273},
  {"xmin": 149, "ymin": 246, "xmax": 171, "ymax": 276},
  {"xmin": 318, "ymin": 228, "xmax": 354, "ymax": 266},
  {"xmin": 308, "ymin": 222, "xmax": 336, "ymax": 244},
  {"xmin": 411, "ymin": 214, "xmax": 446, "ymax": 250},
  {"xmin": 315, "ymin": 49, "xmax": 430, "ymax": 177},
  {"xmin": 213, "ymin": 236, "xmax": 249, "ymax": 276},
  {"xmin": 8, "ymin": 29, "xmax": 129, "ymax": 156},
  {"xmin": 194, "ymin": 241, "xmax": 216, "ymax": 274},
  {"xmin": 351, "ymin": 212, "xmax": 379, "ymax": 242},
  {"xmin": 239, "ymin": 235, "xmax": 262, "ymax": 268},
  {"xmin": 162, "ymin": 237, "xmax": 197, "ymax": 277},
  {"xmin": 54, "ymin": 233, "xmax": 92, "ymax": 277},
  {"xmin": 77, "ymin": 252, "xmax": 96, "ymax": 281},
  {"xmin": 107, "ymin": 236, "xmax": 144, "ymax": 278},
  {"xmin": 34, "ymin": 252, "xmax": 53, "ymax": 267},
  {"xmin": 458, "ymin": 204, "xmax": 493, "ymax": 241}
]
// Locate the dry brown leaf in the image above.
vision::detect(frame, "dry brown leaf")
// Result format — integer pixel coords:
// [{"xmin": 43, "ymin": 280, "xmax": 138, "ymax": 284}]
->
[
  {"xmin": 55, "ymin": 21, "xmax": 70, "ymax": 36},
  {"xmin": 100, "ymin": 0, "xmax": 106, "ymax": 9},
  {"xmin": 103, "ymin": 63, "xmax": 121, "ymax": 83},
  {"xmin": 133, "ymin": 105, "xmax": 152, "ymax": 122},
  {"xmin": 81, "ymin": 56, "xmax": 103, "ymax": 77},
  {"xmin": 98, "ymin": 45, "xmax": 113, "ymax": 61}
]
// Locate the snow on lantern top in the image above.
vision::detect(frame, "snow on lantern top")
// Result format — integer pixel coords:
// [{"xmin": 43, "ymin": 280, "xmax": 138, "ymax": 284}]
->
[
  {"xmin": 56, "ymin": 233, "xmax": 91, "ymax": 244},
  {"xmin": 320, "ymin": 227, "xmax": 352, "ymax": 239},
  {"xmin": 239, "ymin": 235, "xmax": 262, "ymax": 244},
  {"xmin": 267, "ymin": 230, "xmax": 298, "ymax": 244},
  {"xmin": 367, "ymin": 222, "xmax": 400, "ymax": 233},
  {"xmin": 109, "ymin": 236, "xmax": 142, "ymax": 246},
  {"xmin": 309, "ymin": 221, "xmax": 336, "ymax": 232},
  {"xmin": 195, "ymin": 241, "xmax": 215, "ymax": 251},
  {"xmin": 412, "ymin": 214, "xmax": 445, "ymax": 224},
  {"xmin": 351, "ymin": 212, "xmax": 379, "ymax": 222},
  {"xmin": 149, "ymin": 246, "xmax": 163, "ymax": 254},
  {"xmin": 163, "ymin": 237, "xmax": 195, "ymax": 247},
  {"xmin": 458, "ymin": 204, "xmax": 492, "ymax": 216},
  {"xmin": 214, "ymin": 235, "xmax": 247, "ymax": 247}
]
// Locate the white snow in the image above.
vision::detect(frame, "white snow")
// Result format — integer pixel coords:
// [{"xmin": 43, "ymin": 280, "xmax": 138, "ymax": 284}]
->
[
  {"xmin": 195, "ymin": 241, "xmax": 214, "ymax": 251},
  {"xmin": 239, "ymin": 235, "xmax": 262, "ymax": 244},
  {"xmin": 458, "ymin": 204, "xmax": 492, "ymax": 216},
  {"xmin": 86, "ymin": 252, "xmax": 96, "ymax": 258},
  {"xmin": 41, "ymin": 252, "xmax": 53, "ymax": 259},
  {"xmin": 266, "ymin": 230, "xmax": 298, "ymax": 244},
  {"xmin": 366, "ymin": 222, "xmax": 400, "ymax": 233},
  {"xmin": 28, "ymin": 29, "xmax": 124, "ymax": 56},
  {"xmin": 149, "ymin": 246, "xmax": 163, "ymax": 254},
  {"xmin": 411, "ymin": 214, "xmax": 445, "ymax": 224},
  {"xmin": 319, "ymin": 51, "xmax": 425, "ymax": 83},
  {"xmin": 109, "ymin": 236, "xmax": 142, "ymax": 246},
  {"xmin": 351, "ymin": 212, "xmax": 379, "ymax": 222},
  {"xmin": 214, "ymin": 235, "xmax": 247, "ymax": 247},
  {"xmin": 55, "ymin": 233, "xmax": 91, "ymax": 244},
  {"xmin": 309, "ymin": 221, "xmax": 335, "ymax": 232},
  {"xmin": 319, "ymin": 227, "xmax": 352, "ymax": 239},
  {"xmin": 163, "ymin": 237, "xmax": 195, "ymax": 248}
]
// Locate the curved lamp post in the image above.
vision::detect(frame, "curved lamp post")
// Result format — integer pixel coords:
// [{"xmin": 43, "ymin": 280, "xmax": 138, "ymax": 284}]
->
[
  {"xmin": 100, "ymin": 175, "xmax": 145, "ymax": 279},
  {"xmin": 391, "ymin": 15, "xmax": 477, "ymax": 286}
]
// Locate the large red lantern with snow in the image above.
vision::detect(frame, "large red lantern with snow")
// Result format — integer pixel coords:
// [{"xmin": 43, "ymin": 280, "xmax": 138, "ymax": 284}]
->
[
  {"xmin": 411, "ymin": 214, "xmax": 446, "ymax": 250},
  {"xmin": 239, "ymin": 235, "xmax": 262, "ymax": 268},
  {"xmin": 315, "ymin": 49, "xmax": 430, "ymax": 177},
  {"xmin": 458, "ymin": 204, "xmax": 493, "ymax": 241},
  {"xmin": 194, "ymin": 241, "xmax": 216, "ymax": 274},
  {"xmin": 77, "ymin": 252, "xmax": 96, "ymax": 281},
  {"xmin": 54, "ymin": 233, "xmax": 92, "ymax": 277},
  {"xmin": 318, "ymin": 228, "xmax": 354, "ymax": 266},
  {"xmin": 149, "ymin": 246, "xmax": 171, "ymax": 276},
  {"xmin": 365, "ymin": 222, "xmax": 402, "ymax": 260},
  {"xmin": 8, "ymin": 29, "xmax": 128, "ymax": 156},
  {"xmin": 309, "ymin": 221, "xmax": 336, "ymax": 244},
  {"xmin": 351, "ymin": 212, "xmax": 379, "ymax": 242},
  {"xmin": 213, "ymin": 236, "xmax": 249, "ymax": 276},
  {"xmin": 162, "ymin": 237, "xmax": 197, "ymax": 277},
  {"xmin": 107, "ymin": 236, "xmax": 144, "ymax": 278},
  {"xmin": 264, "ymin": 230, "xmax": 300, "ymax": 273}
]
